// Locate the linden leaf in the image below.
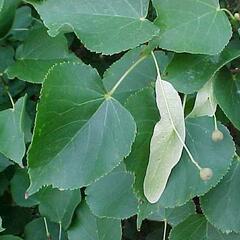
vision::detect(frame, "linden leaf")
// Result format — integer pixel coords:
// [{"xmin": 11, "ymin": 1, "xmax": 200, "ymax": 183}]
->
[
  {"xmin": 68, "ymin": 201, "xmax": 121, "ymax": 240},
  {"xmin": 164, "ymin": 40, "xmax": 240, "ymax": 94},
  {"xmin": 201, "ymin": 159, "xmax": 240, "ymax": 233},
  {"xmin": 0, "ymin": 96, "xmax": 27, "ymax": 166},
  {"xmin": 37, "ymin": 187, "xmax": 81, "ymax": 229},
  {"xmin": 7, "ymin": 27, "xmax": 77, "ymax": 83},
  {"xmin": 214, "ymin": 70, "xmax": 240, "ymax": 130},
  {"xmin": 0, "ymin": 46, "xmax": 14, "ymax": 74},
  {"xmin": 86, "ymin": 171, "xmax": 138, "ymax": 219},
  {"xmin": 124, "ymin": 88, "xmax": 159, "ymax": 198},
  {"xmin": 152, "ymin": 0, "xmax": 232, "ymax": 55},
  {"xmin": 0, "ymin": 0, "xmax": 20, "ymax": 39},
  {"xmin": 10, "ymin": 168, "xmax": 39, "ymax": 207},
  {"xmin": 170, "ymin": 215, "xmax": 240, "ymax": 240},
  {"xmin": 24, "ymin": 218, "xmax": 67, "ymax": 240},
  {"xmin": 0, "ymin": 154, "xmax": 12, "ymax": 172},
  {"xmin": 102, "ymin": 48, "xmax": 169, "ymax": 103},
  {"xmin": 0, "ymin": 236, "xmax": 23, "ymax": 240},
  {"xmin": 27, "ymin": 0, "xmax": 159, "ymax": 54},
  {"xmin": 27, "ymin": 61, "xmax": 136, "ymax": 194}
]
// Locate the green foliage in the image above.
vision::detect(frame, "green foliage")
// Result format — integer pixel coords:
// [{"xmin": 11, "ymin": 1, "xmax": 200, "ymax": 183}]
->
[
  {"xmin": 0, "ymin": 0, "xmax": 240, "ymax": 239},
  {"xmin": 0, "ymin": 96, "xmax": 27, "ymax": 166},
  {"xmin": 201, "ymin": 158, "xmax": 240, "ymax": 233},
  {"xmin": 68, "ymin": 201, "xmax": 122, "ymax": 240},
  {"xmin": 170, "ymin": 214, "xmax": 240, "ymax": 240},
  {"xmin": 152, "ymin": 0, "xmax": 232, "ymax": 55},
  {"xmin": 27, "ymin": 0, "xmax": 159, "ymax": 54},
  {"xmin": 86, "ymin": 171, "xmax": 138, "ymax": 219}
]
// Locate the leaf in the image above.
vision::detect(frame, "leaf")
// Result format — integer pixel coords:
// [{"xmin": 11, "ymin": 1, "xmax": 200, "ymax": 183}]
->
[
  {"xmin": 10, "ymin": 168, "xmax": 39, "ymax": 207},
  {"xmin": 158, "ymin": 117, "xmax": 235, "ymax": 208},
  {"xmin": 164, "ymin": 40, "xmax": 240, "ymax": 93},
  {"xmin": 68, "ymin": 201, "xmax": 122, "ymax": 240},
  {"xmin": 144, "ymin": 73, "xmax": 185, "ymax": 203},
  {"xmin": 0, "ymin": 216, "xmax": 5, "ymax": 232},
  {"xmin": 0, "ymin": 46, "xmax": 14, "ymax": 74},
  {"xmin": 169, "ymin": 215, "xmax": 240, "ymax": 240},
  {"xmin": 8, "ymin": 6, "xmax": 32, "ymax": 41},
  {"xmin": 27, "ymin": 0, "xmax": 159, "ymax": 54},
  {"xmin": 0, "ymin": 236, "xmax": 23, "ymax": 240},
  {"xmin": 0, "ymin": 172, "xmax": 9, "ymax": 196},
  {"xmin": 0, "ymin": 96, "xmax": 27, "ymax": 166},
  {"xmin": 103, "ymin": 48, "xmax": 170, "ymax": 103},
  {"xmin": 0, "ymin": 153, "xmax": 12, "ymax": 172},
  {"xmin": 136, "ymin": 199, "xmax": 195, "ymax": 230},
  {"xmin": 37, "ymin": 187, "xmax": 81, "ymax": 229},
  {"xmin": 7, "ymin": 27, "xmax": 77, "ymax": 83},
  {"xmin": 0, "ymin": 0, "xmax": 19, "ymax": 39},
  {"xmin": 152, "ymin": 0, "xmax": 232, "ymax": 55},
  {"xmin": 188, "ymin": 80, "xmax": 217, "ymax": 118},
  {"xmin": 147, "ymin": 201, "xmax": 195, "ymax": 226},
  {"xmin": 24, "ymin": 218, "xmax": 68, "ymax": 240},
  {"xmin": 0, "ymin": 79, "xmax": 26, "ymax": 110},
  {"xmin": 201, "ymin": 159, "xmax": 240, "ymax": 233},
  {"xmin": 125, "ymin": 88, "xmax": 159, "ymax": 198},
  {"xmin": 27, "ymin": 61, "xmax": 136, "ymax": 195},
  {"xmin": 214, "ymin": 69, "xmax": 240, "ymax": 130},
  {"xmin": 86, "ymin": 171, "xmax": 138, "ymax": 219}
]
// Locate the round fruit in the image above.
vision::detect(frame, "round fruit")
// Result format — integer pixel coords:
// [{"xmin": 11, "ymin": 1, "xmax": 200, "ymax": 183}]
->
[
  {"xmin": 211, "ymin": 129, "xmax": 224, "ymax": 142},
  {"xmin": 200, "ymin": 168, "xmax": 213, "ymax": 181},
  {"xmin": 234, "ymin": 13, "xmax": 240, "ymax": 21}
]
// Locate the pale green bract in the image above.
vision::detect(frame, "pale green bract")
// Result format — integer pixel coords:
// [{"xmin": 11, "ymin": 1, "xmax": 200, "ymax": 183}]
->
[
  {"xmin": 27, "ymin": 61, "xmax": 136, "ymax": 195},
  {"xmin": 27, "ymin": 0, "xmax": 159, "ymax": 54},
  {"xmin": 188, "ymin": 80, "xmax": 217, "ymax": 118},
  {"xmin": 144, "ymin": 73, "xmax": 185, "ymax": 203}
]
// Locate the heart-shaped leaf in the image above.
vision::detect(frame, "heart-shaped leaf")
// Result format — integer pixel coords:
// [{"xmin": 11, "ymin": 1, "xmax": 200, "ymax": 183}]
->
[{"xmin": 27, "ymin": 61, "xmax": 136, "ymax": 194}]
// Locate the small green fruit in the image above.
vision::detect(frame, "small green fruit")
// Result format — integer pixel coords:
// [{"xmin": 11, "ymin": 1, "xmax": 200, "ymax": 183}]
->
[
  {"xmin": 211, "ymin": 129, "xmax": 224, "ymax": 142},
  {"xmin": 200, "ymin": 168, "xmax": 213, "ymax": 181},
  {"xmin": 234, "ymin": 13, "xmax": 240, "ymax": 21}
]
